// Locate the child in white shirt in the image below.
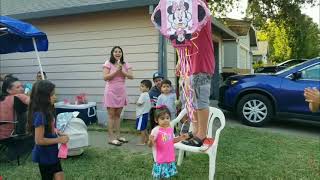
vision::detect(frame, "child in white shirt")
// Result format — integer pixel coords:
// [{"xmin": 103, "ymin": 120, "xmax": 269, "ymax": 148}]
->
[{"xmin": 136, "ymin": 80, "xmax": 153, "ymax": 145}]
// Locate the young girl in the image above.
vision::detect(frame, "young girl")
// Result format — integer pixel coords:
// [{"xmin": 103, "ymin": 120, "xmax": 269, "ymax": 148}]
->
[
  {"xmin": 156, "ymin": 79, "xmax": 177, "ymax": 120},
  {"xmin": 27, "ymin": 80, "xmax": 69, "ymax": 180},
  {"xmin": 148, "ymin": 106, "xmax": 186, "ymax": 179}
]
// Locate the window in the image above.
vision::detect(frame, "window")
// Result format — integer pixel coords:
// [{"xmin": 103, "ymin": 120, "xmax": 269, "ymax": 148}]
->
[{"xmin": 301, "ymin": 64, "xmax": 320, "ymax": 80}]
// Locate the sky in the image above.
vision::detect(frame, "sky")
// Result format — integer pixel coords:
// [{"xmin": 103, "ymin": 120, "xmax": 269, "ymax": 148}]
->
[{"xmin": 226, "ymin": 0, "xmax": 320, "ymax": 26}]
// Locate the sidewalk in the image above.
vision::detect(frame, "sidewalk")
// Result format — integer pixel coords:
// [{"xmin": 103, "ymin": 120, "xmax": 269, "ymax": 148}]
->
[
  {"xmin": 89, "ymin": 101, "xmax": 219, "ymax": 152},
  {"xmin": 88, "ymin": 131, "xmax": 151, "ymax": 153}
]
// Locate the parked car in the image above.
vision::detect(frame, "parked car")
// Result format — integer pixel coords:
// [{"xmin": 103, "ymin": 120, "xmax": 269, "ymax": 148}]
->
[
  {"xmin": 219, "ymin": 58, "xmax": 319, "ymax": 127},
  {"xmin": 254, "ymin": 59, "xmax": 308, "ymax": 74}
]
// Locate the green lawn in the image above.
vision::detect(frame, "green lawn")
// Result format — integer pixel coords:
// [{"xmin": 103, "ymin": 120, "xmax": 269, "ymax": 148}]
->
[{"xmin": 1, "ymin": 123, "xmax": 319, "ymax": 180}]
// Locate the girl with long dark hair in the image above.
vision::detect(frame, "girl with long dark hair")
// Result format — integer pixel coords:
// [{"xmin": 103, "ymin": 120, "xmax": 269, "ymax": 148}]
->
[{"xmin": 28, "ymin": 80, "xmax": 69, "ymax": 180}]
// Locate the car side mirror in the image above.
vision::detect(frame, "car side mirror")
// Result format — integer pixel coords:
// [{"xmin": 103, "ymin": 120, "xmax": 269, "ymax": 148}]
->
[{"xmin": 291, "ymin": 71, "xmax": 302, "ymax": 80}]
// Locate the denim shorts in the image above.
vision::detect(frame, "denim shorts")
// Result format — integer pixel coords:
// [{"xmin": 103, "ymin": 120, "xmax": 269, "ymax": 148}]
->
[{"xmin": 191, "ymin": 73, "xmax": 211, "ymax": 109}]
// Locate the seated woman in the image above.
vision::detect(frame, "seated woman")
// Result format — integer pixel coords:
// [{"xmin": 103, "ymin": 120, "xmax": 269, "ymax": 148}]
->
[{"xmin": 0, "ymin": 76, "xmax": 30, "ymax": 140}]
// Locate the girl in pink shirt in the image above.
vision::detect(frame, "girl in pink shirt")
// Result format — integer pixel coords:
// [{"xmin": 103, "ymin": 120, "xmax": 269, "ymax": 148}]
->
[{"xmin": 148, "ymin": 106, "xmax": 186, "ymax": 179}]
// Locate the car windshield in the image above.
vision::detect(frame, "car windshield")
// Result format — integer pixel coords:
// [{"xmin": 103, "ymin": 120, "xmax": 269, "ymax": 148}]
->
[
  {"xmin": 275, "ymin": 61, "xmax": 306, "ymax": 75},
  {"xmin": 255, "ymin": 67, "xmax": 277, "ymax": 73}
]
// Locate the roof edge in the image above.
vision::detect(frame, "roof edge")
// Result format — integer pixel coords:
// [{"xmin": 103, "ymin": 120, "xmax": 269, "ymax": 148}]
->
[
  {"xmin": 5, "ymin": 0, "xmax": 159, "ymax": 20},
  {"xmin": 212, "ymin": 17, "xmax": 238, "ymax": 39}
]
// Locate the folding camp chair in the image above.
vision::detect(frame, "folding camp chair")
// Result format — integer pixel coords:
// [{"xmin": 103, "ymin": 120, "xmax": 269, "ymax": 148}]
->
[
  {"xmin": 171, "ymin": 107, "xmax": 226, "ymax": 180},
  {"xmin": 0, "ymin": 96, "xmax": 34, "ymax": 165}
]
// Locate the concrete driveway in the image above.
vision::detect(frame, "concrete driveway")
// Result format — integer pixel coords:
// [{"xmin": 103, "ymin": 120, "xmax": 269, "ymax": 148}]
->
[
  {"xmin": 223, "ymin": 110, "xmax": 320, "ymax": 139},
  {"xmin": 209, "ymin": 100, "xmax": 320, "ymax": 139}
]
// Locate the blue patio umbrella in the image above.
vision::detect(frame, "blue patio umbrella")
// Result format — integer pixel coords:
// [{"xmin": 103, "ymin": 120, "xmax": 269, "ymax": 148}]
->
[{"xmin": 0, "ymin": 16, "xmax": 48, "ymax": 79}]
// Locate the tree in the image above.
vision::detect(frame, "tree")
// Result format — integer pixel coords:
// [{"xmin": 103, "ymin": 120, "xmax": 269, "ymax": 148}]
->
[
  {"xmin": 209, "ymin": 0, "xmax": 320, "ymax": 62},
  {"xmin": 246, "ymin": 0, "xmax": 319, "ymax": 28},
  {"xmin": 208, "ymin": 0, "xmax": 319, "ymax": 26},
  {"xmin": 285, "ymin": 13, "xmax": 320, "ymax": 59},
  {"xmin": 258, "ymin": 21, "xmax": 292, "ymax": 63},
  {"xmin": 258, "ymin": 16, "xmax": 320, "ymax": 63}
]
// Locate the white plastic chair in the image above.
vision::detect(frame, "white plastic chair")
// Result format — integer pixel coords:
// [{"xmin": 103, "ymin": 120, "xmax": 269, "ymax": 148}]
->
[{"xmin": 171, "ymin": 107, "xmax": 225, "ymax": 180}]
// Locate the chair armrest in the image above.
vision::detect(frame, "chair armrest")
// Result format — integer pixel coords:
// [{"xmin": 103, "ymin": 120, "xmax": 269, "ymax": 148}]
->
[
  {"xmin": 0, "ymin": 121, "xmax": 17, "ymax": 125},
  {"xmin": 170, "ymin": 108, "xmax": 187, "ymax": 127}
]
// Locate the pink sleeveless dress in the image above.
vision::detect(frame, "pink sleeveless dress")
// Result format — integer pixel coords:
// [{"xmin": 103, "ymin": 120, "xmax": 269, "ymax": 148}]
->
[{"xmin": 103, "ymin": 61, "xmax": 132, "ymax": 108}]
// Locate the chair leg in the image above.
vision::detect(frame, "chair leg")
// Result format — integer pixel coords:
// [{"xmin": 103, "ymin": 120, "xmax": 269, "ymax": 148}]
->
[
  {"xmin": 17, "ymin": 155, "xmax": 20, "ymax": 166},
  {"xmin": 177, "ymin": 149, "xmax": 184, "ymax": 166},
  {"xmin": 209, "ymin": 155, "xmax": 216, "ymax": 180}
]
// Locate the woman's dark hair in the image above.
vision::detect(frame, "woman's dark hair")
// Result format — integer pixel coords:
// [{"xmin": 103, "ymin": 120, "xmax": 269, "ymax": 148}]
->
[
  {"xmin": 0, "ymin": 75, "xmax": 19, "ymax": 101},
  {"xmin": 154, "ymin": 106, "xmax": 171, "ymax": 124},
  {"xmin": 109, "ymin": 46, "xmax": 125, "ymax": 65},
  {"xmin": 27, "ymin": 80, "xmax": 55, "ymax": 134},
  {"xmin": 4, "ymin": 74, "xmax": 14, "ymax": 81}
]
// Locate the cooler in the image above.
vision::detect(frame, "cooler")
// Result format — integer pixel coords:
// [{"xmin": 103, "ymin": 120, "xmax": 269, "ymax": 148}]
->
[{"xmin": 55, "ymin": 102, "xmax": 97, "ymax": 125}]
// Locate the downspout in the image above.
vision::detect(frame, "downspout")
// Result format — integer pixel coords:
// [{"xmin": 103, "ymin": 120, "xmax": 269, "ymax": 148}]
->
[
  {"xmin": 163, "ymin": 37, "xmax": 167, "ymax": 78},
  {"xmin": 151, "ymin": 4, "xmax": 167, "ymax": 78},
  {"xmin": 158, "ymin": 34, "xmax": 167, "ymax": 78}
]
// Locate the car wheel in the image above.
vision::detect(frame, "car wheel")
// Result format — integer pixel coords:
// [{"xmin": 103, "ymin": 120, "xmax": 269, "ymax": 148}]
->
[{"xmin": 236, "ymin": 93, "xmax": 273, "ymax": 127}]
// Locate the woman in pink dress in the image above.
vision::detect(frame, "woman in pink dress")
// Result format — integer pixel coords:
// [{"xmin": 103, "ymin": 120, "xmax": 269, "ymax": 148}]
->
[{"xmin": 103, "ymin": 46, "xmax": 133, "ymax": 146}]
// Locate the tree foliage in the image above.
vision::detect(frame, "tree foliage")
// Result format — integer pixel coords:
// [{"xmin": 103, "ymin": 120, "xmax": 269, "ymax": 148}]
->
[
  {"xmin": 258, "ymin": 22, "xmax": 292, "ymax": 63},
  {"xmin": 208, "ymin": 0, "xmax": 320, "ymax": 62},
  {"xmin": 246, "ymin": 0, "xmax": 319, "ymax": 28},
  {"xmin": 258, "ymin": 15, "xmax": 320, "ymax": 63},
  {"xmin": 208, "ymin": 0, "xmax": 319, "ymax": 26}
]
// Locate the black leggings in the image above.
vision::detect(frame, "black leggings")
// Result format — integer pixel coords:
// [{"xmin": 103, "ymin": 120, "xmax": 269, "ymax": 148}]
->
[
  {"xmin": 149, "ymin": 108, "xmax": 157, "ymax": 131},
  {"xmin": 39, "ymin": 161, "xmax": 63, "ymax": 180}
]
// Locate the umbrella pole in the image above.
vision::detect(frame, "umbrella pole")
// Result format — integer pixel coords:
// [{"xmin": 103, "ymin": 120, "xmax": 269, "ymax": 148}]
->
[{"xmin": 32, "ymin": 38, "xmax": 45, "ymax": 80}]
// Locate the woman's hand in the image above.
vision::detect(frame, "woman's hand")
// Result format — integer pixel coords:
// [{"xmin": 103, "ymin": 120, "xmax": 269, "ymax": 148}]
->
[
  {"xmin": 304, "ymin": 87, "xmax": 320, "ymax": 112},
  {"xmin": 59, "ymin": 135, "xmax": 69, "ymax": 144},
  {"xmin": 120, "ymin": 67, "xmax": 133, "ymax": 79},
  {"xmin": 304, "ymin": 87, "xmax": 320, "ymax": 103},
  {"xmin": 117, "ymin": 64, "xmax": 122, "ymax": 72}
]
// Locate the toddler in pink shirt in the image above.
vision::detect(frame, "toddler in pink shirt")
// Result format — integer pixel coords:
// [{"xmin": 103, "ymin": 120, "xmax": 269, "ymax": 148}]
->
[{"xmin": 148, "ymin": 106, "xmax": 187, "ymax": 179}]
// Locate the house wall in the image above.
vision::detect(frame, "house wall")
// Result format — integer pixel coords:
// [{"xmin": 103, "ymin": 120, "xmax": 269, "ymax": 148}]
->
[
  {"xmin": 166, "ymin": 40, "xmax": 176, "ymax": 87},
  {"xmin": 238, "ymin": 34, "xmax": 250, "ymax": 71},
  {"xmin": 0, "ymin": 7, "xmax": 168, "ymax": 120},
  {"xmin": 239, "ymin": 46, "xmax": 248, "ymax": 69}
]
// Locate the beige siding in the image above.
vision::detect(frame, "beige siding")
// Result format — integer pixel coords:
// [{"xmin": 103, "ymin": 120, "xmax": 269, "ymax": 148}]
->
[
  {"xmin": 239, "ymin": 47, "xmax": 248, "ymax": 70},
  {"xmin": 166, "ymin": 40, "xmax": 177, "ymax": 89},
  {"xmin": 0, "ymin": 8, "xmax": 160, "ymax": 120}
]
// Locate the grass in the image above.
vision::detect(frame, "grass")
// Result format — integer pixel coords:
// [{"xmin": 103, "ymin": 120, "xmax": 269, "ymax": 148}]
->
[
  {"xmin": 88, "ymin": 119, "xmax": 137, "ymax": 134},
  {"xmin": 1, "ymin": 122, "xmax": 319, "ymax": 180}
]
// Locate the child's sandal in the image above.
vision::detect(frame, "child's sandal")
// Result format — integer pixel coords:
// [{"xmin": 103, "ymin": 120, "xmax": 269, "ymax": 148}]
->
[
  {"xmin": 108, "ymin": 139, "xmax": 122, "ymax": 146},
  {"xmin": 182, "ymin": 136, "xmax": 203, "ymax": 147},
  {"xmin": 117, "ymin": 137, "xmax": 128, "ymax": 143}
]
